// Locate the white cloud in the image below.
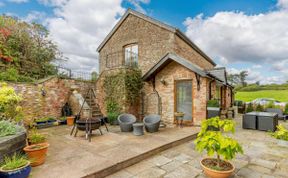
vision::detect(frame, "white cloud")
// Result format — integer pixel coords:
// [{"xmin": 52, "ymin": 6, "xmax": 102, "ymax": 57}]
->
[
  {"xmin": 7, "ymin": 0, "xmax": 29, "ymax": 3},
  {"xmin": 37, "ymin": 0, "xmax": 68, "ymax": 7},
  {"xmin": 24, "ymin": 11, "xmax": 46, "ymax": 23},
  {"xmin": 184, "ymin": 1, "xmax": 288, "ymax": 83},
  {"xmin": 127, "ymin": 0, "xmax": 150, "ymax": 14},
  {"xmin": 46, "ymin": 0, "xmax": 125, "ymax": 72}
]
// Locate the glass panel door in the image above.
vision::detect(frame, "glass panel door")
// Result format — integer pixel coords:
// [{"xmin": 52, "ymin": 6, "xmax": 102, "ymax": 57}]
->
[{"xmin": 176, "ymin": 80, "xmax": 192, "ymax": 121}]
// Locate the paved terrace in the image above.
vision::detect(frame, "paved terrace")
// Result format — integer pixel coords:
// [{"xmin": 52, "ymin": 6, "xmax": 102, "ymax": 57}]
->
[
  {"xmin": 109, "ymin": 116, "xmax": 288, "ymax": 178},
  {"xmin": 31, "ymin": 124, "xmax": 200, "ymax": 178}
]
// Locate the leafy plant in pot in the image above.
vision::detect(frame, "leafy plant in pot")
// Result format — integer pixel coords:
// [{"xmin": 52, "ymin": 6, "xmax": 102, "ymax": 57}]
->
[
  {"xmin": 195, "ymin": 117, "xmax": 243, "ymax": 178},
  {"xmin": 106, "ymin": 99, "xmax": 120, "ymax": 125},
  {"xmin": 24, "ymin": 129, "xmax": 49, "ymax": 167},
  {"xmin": 0, "ymin": 153, "xmax": 31, "ymax": 178}
]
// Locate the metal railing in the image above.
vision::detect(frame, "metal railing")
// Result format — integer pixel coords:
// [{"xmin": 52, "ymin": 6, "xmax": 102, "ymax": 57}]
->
[
  {"xmin": 56, "ymin": 66, "xmax": 97, "ymax": 81},
  {"xmin": 104, "ymin": 51, "xmax": 141, "ymax": 69}
]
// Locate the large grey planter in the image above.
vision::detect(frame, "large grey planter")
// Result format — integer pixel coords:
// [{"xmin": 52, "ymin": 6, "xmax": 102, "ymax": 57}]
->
[
  {"xmin": 207, "ymin": 107, "xmax": 220, "ymax": 119},
  {"xmin": 257, "ymin": 112, "xmax": 278, "ymax": 132},
  {"xmin": 118, "ymin": 114, "xmax": 136, "ymax": 132},
  {"xmin": 243, "ymin": 112, "xmax": 257, "ymax": 129},
  {"xmin": 143, "ymin": 114, "xmax": 161, "ymax": 133},
  {"xmin": 266, "ymin": 108, "xmax": 287, "ymax": 121},
  {"xmin": 0, "ymin": 131, "xmax": 26, "ymax": 162}
]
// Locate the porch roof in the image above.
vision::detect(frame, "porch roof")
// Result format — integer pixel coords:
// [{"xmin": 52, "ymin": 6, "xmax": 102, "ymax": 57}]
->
[{"xmin": 142, "ymin": 53, "xmax": 207, "ymax": 81}]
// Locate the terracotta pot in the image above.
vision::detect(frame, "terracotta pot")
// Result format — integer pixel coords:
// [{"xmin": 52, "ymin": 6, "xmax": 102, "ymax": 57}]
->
[
  {"xmin": 66, "ymin": 116, "xmax": 75, "ymax": 126},
  {"xmin": 200, "ymin": 158, "xmax": 235, "ymax": 178},
  {"xmin": 23, "ymin": 143, "xmax": 49, "ymax": 167}
]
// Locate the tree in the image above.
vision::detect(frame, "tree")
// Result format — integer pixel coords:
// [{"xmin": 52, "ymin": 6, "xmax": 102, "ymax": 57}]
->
[
  {"xmin": 239, "ymin": 71, "xmax": 248, "ymax": 87},
  {"xmin": 0, "ymin": 15, "xmax": 61, "ymax": 79}
]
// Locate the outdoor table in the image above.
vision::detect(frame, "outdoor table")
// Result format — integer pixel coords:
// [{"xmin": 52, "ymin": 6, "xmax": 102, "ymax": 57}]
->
[
  {"xmin": 257, "ymin": 112, "xmax": 278, "ymax": 132},
  {"xmin": 133, "ymin": 123, "xmax": 144, "ymax": 136},
  {"xmin": 243, "ymin": 112, "xmax": 258, "ymax": 129},
  {"xmin": 243, "ymin": 112, "xmax": 278, "ymax": 131}
]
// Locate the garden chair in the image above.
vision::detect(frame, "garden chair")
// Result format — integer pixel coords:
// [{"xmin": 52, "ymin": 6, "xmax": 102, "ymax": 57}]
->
[
  {"xmin": 143, "ymin": 114, "xmax": 161, "ymax": 133},
  {"xmin": 266, "ymin": 108, "xmax": 287, "ymax": 121},
  {"xmin": 118, "ymin": 114, "xmax": 136, "ymax": 132}
]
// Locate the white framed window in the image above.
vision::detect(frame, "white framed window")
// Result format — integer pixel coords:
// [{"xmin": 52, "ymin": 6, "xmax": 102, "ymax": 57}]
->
[{"xmin": 124, "ymin": 44, "xmax": 138, "ymax": 66}]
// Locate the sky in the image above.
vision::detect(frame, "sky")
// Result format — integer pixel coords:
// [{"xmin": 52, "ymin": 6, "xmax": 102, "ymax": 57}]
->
[{"xmin": 0, "ymin": 0, "xmax": 288, "ymax": 84}]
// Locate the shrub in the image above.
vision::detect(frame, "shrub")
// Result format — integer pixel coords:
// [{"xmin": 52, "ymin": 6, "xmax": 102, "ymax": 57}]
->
[
  {"xmin": 207, "ymin": 99, "xmax": 220, "ymax": 107},
  {"xmin": 285, "ymin": 103, "xmax": 288, "ymax": 115},
  {"xmin": 0, "ymin": 83, "xmax": 23, "ymax": 121},
  {"xmin": 270, "ymin": 124, "xmax": 288, "ymax": 141},
  {"xmin": 106, "ymin": 100, "xmax": 120, "ymax": 124},
  {"xmin": 246, "ymin": 103, "xmax": 254, "ymax": 113},
  {"xmin": 234, "ymin": 100, "xmax": 243, "ymax": 106},
  {"xmin": 255, "ymin": 104, "xmax": 264, "ymax": 112},
  {"xmin": 0, "ymin": 68, "xmax": 34, "ymax": 82},
  {"xmin": 0, "ymin": 120, "xmax": 24, "ymax": 137},
  {"xmin": 0, "ymin": 153, "xmax": 29, "ymax": 171},
  {"xmin": 28, "ymin": 129, "xmax": 46, "ymax": 144},
  {"xmin": 266, "ymin": 101, "xmax": 275, "ymax": 109},
  {"xmin": 195, "ymin": 117, "xmax": 243, "ymax": 171}
]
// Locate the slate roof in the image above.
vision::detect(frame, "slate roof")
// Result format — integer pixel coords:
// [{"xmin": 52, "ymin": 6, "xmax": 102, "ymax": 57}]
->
[
  {"xmin": 142, "ymin": 53, "xmax": 207, "ymax": 81},
  {"xmin": 206, "ymin": 67, "xmax": 228, "ymax": 85},
  {"xmin": 96, "ymin": 8, "xmax": 216, "ymax": 66}
]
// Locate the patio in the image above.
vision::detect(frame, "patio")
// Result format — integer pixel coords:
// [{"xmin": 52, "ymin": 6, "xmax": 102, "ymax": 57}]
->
[
  {"xmin": 30, "ymin": 124, "xmax": 200, "ymax": 178},
  {"xmin": 108, "ymin": 115, "xmax": 288, "ymax": 178}
]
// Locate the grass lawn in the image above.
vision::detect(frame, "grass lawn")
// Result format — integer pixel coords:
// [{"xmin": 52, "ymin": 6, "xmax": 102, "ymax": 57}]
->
[{"xmin": 236, "ymin": 90, "xmax": 288, "ymax": 102}]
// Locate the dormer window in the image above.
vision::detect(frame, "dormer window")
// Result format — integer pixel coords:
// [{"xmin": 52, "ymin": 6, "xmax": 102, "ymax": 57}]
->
[{"xmin": 124, "ymin": 44, "xmax": 138, "ymax": 66}]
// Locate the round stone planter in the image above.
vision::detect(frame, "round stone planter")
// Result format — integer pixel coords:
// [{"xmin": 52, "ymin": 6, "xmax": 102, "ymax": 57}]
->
[{"xmin": 0, "ymin": 131, "xmax": 27, "ymax": 162}]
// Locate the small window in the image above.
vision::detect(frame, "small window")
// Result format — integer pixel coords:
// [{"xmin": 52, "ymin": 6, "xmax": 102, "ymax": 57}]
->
[{"xmin": 124, "ymin": 44, "xmax": 138, "ymax": 66}]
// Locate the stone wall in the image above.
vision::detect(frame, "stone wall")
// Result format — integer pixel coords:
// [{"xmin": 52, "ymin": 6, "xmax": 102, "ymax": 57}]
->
[
  {"xmin": 7, "ymin": 77, "xmax": 95, "ymax": 124},
  {"xmin": 144, "ymin": 62, "xmax": 208, "ymax": 126}
]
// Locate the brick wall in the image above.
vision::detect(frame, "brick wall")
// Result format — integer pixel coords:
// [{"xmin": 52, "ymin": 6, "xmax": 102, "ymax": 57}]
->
[
  {"xmin": 144, "ymin": 62, "xmax": 208, "ymax": 126},
  {"xmin": 6, "ymin": 77, "xmax": 95, "ymax": 124}
]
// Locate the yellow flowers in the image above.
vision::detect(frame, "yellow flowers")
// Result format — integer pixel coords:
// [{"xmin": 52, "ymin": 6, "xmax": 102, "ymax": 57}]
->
[{"xmin": 0, "ymin": 82, "xmax": 23, "ymax": 122}]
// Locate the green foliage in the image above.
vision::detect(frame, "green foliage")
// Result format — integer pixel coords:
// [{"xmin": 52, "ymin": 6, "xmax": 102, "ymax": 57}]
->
[
  {"xmin": 0, "ymin": 153, "xmax": 29, "ymax": 171},
  {"xmin": 0, "ymin": 68, "xmax": 34, "ymax": 82},
  {"xmin": 236, "ymin": 83, "xmax": 288, "ymax": 92},
  {"xmin": 34, "ymin": 117, "xmax": 56, "ymax": 123},
  {"xmin": 195, "ymin": 117, "xmax": 243, "ymax": 170},
  {"xmin": 236, "ymin": 90, "xmax": 288, "ymax": 102},
  {"xmin": 91, "ymin": 71, "xmax": 98, "ymax": 81},
  {"xmin": 58, "ymin": 117, "xmax": 66, "ymax": 121},
  {"xmin": 124, "ymin": 68, "xmax": 144, "ymax": 104},
  {"xmin": 246, "ymin": 103, "xmax": 254, "ymax": 113},
  {"xmin": 0, "ymin": 15, "xmax": 60, "ymax": 80},
  {"xmin": 207, "ymin": 99, "xmax": 220, "ymax": 107},
  {"xmin": 266, "ymin": 101, "xmax": 275, "ymax": 109},
  {"xmin": 104, "ymin": 68, "xmax": 144, "ymax": 113},
  {"xmin": 0, "ymin": 120, "xmax": 24, "ymax": 137},
  {"xmin": 28, "ymin": 128, "xmax": 46, "ymax": 144},
  {"xmin": 0, "ymin": 83, "xmax": 23, "ymax": 121},
  {"xmin": 106, "ymin": 100, "xmax": 120, "ymax": 124},
  {"xmin": 255, "ymin": 104, "xmax": 264, "ymax": 112},
  {"xmin": 233, "ymin": 100, "xmax": 244, "ymax": 106},
  {"xmin": 284, "ymin": 104, "xmax": 288, "ymax": 115},
  {"xmin": 270, "ymin": 124, "xmax": 288, "ymax": 141}
]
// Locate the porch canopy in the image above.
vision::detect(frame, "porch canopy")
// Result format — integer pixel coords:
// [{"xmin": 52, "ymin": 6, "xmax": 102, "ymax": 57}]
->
[{"xmin": 142, "ymin": 53, "xmax": 207, "ymax": 81}]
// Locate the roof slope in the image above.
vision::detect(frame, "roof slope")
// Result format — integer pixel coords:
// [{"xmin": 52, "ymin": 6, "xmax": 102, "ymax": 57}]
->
[
  {"xmin": 207, "ymin": 67, "xmax": 228, "ymax": 84},
  {"xmin": 96, "ymin": 9, "xmax": 216, "ymax": 66},
  {"xmin": 142, "ymin": 53, "xmax": 207, "ymax": 81}
]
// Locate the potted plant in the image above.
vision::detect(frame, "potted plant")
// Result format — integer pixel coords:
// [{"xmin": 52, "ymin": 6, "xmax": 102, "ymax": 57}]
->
[
  {"xmin": 24, "ymin": 129, "xmax": 49, "ymax": 167},
  {"xmin": 207, "ymin": 99, "xmax": 220, "ymax": 119},
  {"xmin": 66, "ymin": 116, "xmax": 75, "ymax": 126},
  {"xmin": 0, "ymin": 153, "xmax": 31, "ymax": 178},
  {"xmin": 195, "ymin": 117, "xmax": 243, "ymax": 178},
  {"xmin": 58, "ymin": 116, "xmax": 67, "ymax": 125},
  {"xmin": 270, "ymin": 124, "xmax": 288, "ymax": 147},
  {"xmin": 106, "ymin": 99, "xmax": 120, "ymax": 125},
  {"xmin": 107, "ymin": 112, "xmax": 119, "ymax": 125}
]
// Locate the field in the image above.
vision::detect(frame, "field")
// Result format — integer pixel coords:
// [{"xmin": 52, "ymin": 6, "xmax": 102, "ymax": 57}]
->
[{"xmin": 235, "ymin": 90, "xmax": 288, "ymax": 102}]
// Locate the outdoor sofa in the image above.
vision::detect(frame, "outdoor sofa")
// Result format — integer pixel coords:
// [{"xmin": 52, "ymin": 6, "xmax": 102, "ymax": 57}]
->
[
  {"xmin": 143, "ymin": 114, "xmax": 161, "ymax": 133},
  {"xmin": 118, "ymin": 113, "xmax": 137, "ymax": 132}
]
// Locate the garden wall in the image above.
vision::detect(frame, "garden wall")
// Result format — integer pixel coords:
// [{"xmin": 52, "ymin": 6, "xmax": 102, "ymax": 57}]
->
[{"xmin": 6, "ymin": 77, "xmax": 96, "ymax": 125}]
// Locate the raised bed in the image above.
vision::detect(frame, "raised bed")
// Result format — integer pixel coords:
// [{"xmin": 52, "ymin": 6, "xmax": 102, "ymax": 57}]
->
[{"xmin": 0, "ymin": 131, "xmax": 27, "ymax": 162}]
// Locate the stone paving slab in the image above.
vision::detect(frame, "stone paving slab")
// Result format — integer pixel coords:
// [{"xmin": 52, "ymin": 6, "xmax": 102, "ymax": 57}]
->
[
  {"xmin": 31, "ymin": 125, "xmax": 199, "ymax": 178},
  {"xmin": 108, "ymin": 115, "xmax": 288, "ymax": 178}
]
